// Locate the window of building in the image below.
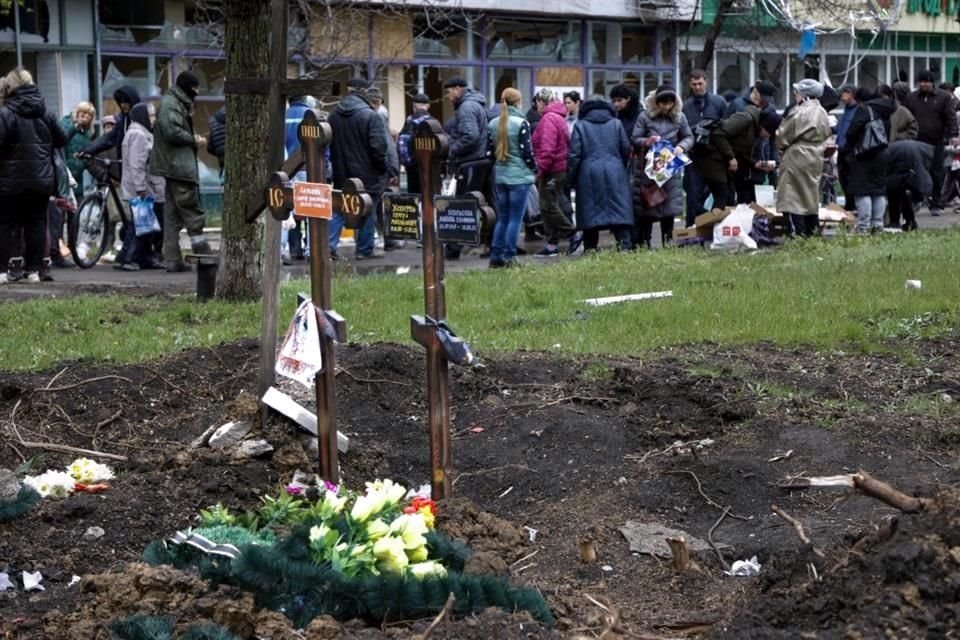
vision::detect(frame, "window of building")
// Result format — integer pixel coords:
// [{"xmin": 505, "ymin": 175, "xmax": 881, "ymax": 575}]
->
[
  {"xmin": 184, "ymin": 58, "xmax": 225, "ymax": 97},
  {"xmin": 589, "ymin": 23, "xmax": 655, "ymax": 66},
  {"xmin": 914, "ymin": 56, "xmax": 943, "ymax": 83},
  {"xmin": 755, "ymin": 53, "xmax": 786, "ymax": 107},
  {"xmin": 487, "ymin": 19, "xmax": 581, "ymax": 63},
  {"xmin": 413, "ymin": 13, "xmax": 477, "ymax": 60},
  {"xmin": 101, "ymin": 55, "xmax": 170, "ymax": 100},
  {"xmin": 825, "ymin": 55, "xmax": 852, "ymax": 91},
  {"xmin": 0, "ymin": 0, "xmax": 51, "ymax": 41},
  {"xmin": 99, "ymin": 0, "xmax": 164, "ymax": 27},
  {"xmin": 715, "ymin": 52, "xmax": 749, "ymax": 97},
  {"xmin": 623, "ymin": 25, "xmax": 655, "ymax": 66},
  {"xmin": 858, "ymin": 56, "xmax": 884, "ymax": 92},
  {"xmin": 488, "ymin": 67, "xmax": 533, "ymax": 105}
]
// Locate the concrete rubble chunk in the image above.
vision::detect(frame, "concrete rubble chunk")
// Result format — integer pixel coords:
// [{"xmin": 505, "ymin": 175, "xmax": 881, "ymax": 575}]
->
[
  {"xmin": 208, "ymin": 420, "xmax": 254, "ymax": 449},
  {"xmin": 0, "ymin": 469, "xmax": 20, "ymax": 502},
  {"xmin": 190, "ymin": 424, "xmax": 220, "ymax": 450},
  {"xmin": 83, "ymin": 526, "xmax": 105, "ymax": 541},
  {"xmin": 262, "ymin": 387, "xmax": 350, "ymax": 453},
  {"xmin": 620, "ymin": 520, "xmax": 731, "ymax": 558},
  {"xmin": 234, "ymin": 439, "xmax": 275, "ymax": 459}
]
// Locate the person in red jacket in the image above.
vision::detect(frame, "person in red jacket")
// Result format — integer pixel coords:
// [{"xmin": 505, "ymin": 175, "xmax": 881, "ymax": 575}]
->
[{"xmin": 531, "ymin": 88, "xmax": 581, "ymax": 256}]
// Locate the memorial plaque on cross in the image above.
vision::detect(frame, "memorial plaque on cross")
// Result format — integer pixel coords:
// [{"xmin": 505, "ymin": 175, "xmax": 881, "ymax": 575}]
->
[
  {"xmin": 409, "ymin": 119, "xmax": 476, "ymax": 500},
  {"xmin": 260, "ymin": 109, "xmax": 373, "ymax": 484}
]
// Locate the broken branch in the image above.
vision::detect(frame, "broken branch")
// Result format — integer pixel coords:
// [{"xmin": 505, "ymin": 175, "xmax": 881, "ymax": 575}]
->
[
  {"xmin": 771, "ymin": 504, "xmax": 825, "ymax": 558},
  {"xmin": 33, "ymin": 375, "xmax": 133, "ymax": 393},
  {"xmin": 417, "ymin": 592, "xmax": 455, "ymax": 640},
  {"xmin": 666, "ymin": 470, "xmax": 750, "ymax": 521},
  {"xmin": 854, "ymin": 470, "xmax": 929, "ymax": 513},
  {"xmin": 708, "ymin": 507, "xmax": 731, "ymax": 571}
]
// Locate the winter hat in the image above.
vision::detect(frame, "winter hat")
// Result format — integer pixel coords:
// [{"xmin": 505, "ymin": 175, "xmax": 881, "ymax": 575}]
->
[
  {"xmin": 654, "ymin": 85, "xmax": 678, "ymax": 102},
  {"xmin": 892, "ymin": 81, "xmax": 911, "ymax": 102},
  {"xmin": 755, "ymin": 81, "xmax": 777, "ymax": 99},
  {"xmin": 534, "ymin": 88, "xmax": 556, "ymax": 104},
  {"xmin": 793, "ymin": 78, "xmax": 824, "ymax": 99},
  {"xmin": 918, "ymin": 69, "xmax": 936, "ymax": 83},
  {"xmin": 346, "ymin": 77, "xmax": 369, "ymax": 93},
  {"xmin": 838, "ymin": 83, "xmax": 857, "ymax": 96},
  {"xmin": 759, "ymin": 110, "xmax": 782, "ymax": 136},
  {"xmin": 855, "ymin": 87, "xmax": 875, "ymax": 103},
  {"xmin": 102, "ymin": 115, "xmax": 116, "ymax": 126},
  {"xmin": 443, "ymin": 76, "xmax": 468, "ymax": 89},
  {"xmin": 413, "ymin": 93, "xmax": 430, "ymax": 105},
  {"xmin": 175, "ymin": 71, "xmax": 201, "ymax": 98}
]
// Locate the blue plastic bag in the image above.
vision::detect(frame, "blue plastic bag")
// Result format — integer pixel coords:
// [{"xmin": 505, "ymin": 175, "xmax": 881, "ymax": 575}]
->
[{"xmin": 131, "ymin": 196, "xmax": 161, "ymax": 236}]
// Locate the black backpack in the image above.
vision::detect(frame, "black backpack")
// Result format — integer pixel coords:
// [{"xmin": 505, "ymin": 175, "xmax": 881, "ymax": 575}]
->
[{"xmin": 692, "ymin": 117, "xmax": 722, "ymax": 152}]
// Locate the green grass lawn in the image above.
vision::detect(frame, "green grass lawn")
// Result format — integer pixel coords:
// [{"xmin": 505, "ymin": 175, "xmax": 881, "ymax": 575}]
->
[{"xmin": 2, "ymin": 229, "xmax": 958, "ymax": 371}]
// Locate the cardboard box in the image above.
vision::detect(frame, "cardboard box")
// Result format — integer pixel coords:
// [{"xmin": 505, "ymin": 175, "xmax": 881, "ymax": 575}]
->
[
  {"xmin": 694, "ymin": 207, "xmax": 732, "ymax": 228},
  {"xmin": 675, "ymin": 225, "xmax": 712, "ymax": 241}
]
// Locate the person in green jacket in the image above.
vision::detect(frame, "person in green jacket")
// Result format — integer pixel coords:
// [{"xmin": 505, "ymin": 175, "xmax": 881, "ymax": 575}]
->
[
  {"xmin": 58, "ymin": 101, "xmax": 96, "ymax": 202},
  {"xmin": 150, "ymin": 71, "xmax": 210, "ymax": 271}
]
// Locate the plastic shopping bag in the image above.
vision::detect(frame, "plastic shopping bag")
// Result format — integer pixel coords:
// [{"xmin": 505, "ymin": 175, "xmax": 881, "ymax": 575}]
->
[
  {"xmin": 276, "ymin": 299, "xmax": 323, "ymax": 388},
  {"xmin": 131, "ymin": 196, "xmax": 161, "ymax": 236},
  {"xmin": 711, "ymin": 204, "xmax": 758, "ymax": 251}
]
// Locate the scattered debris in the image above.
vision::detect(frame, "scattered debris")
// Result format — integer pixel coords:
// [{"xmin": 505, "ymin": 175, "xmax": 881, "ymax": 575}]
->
[
  {"xmin": 497, "ymin": 486, "xmax": 514, "ymax": 499},
  {"xmin": 189, "ymin": 424, "xmax": 219, "ymax": 450},
  {"xmin": 666, "ymin": 536, "xmax": 702, "ymax": 573},
  {"xmin": 724, "ymin": 556, "xmax": 761, "ymax": 577},
  {"xmin": 905, "ymin": 279, "xmax": 922, "ymax": 290},
  {"xmin": 22, "ymin": 571, "xmax": 44, "ymax": 592},
  {"xmin": 768, "ymin": 450, "xmax": 794, "ymax": 463},
  {"xmin": 601, "ymin": 565, "xmax": 613, "ymax": 572},
  {"xmin": 234, "ymin": 439, "xmax": 274, "ymax": 459},
  {"xmin": 83, "ymin": 526, "xmax": 105, "ymax": 541},
  {"xmin": 620, "ymin": 520, "xmax": 731, "ymax": 559},
  {"xmin": 579, "ymin": 536, "xmax": 597, "ymax": 563},
  {"xmin": 581, "ymin": 291, "xmax": 673, "ymax": 306},
  {"xmin": 771, "ymin": 504, "xmax": 825, "ymax": 558},
  {"xmin": 395, "ymin": 266, "xmax": 411, "ymax": 275},
  {"xmin": 0, "ymin": 572, "xmax": 12, "ymax": 591},
  {"xmin": 68, "ymin": 575, "xmax": 81, "ymax": 587},
  {"xmin": 523, "ymin": 526, "xmax": 538, "ymax": 543},
  {"xmin": 207, "ymin": 420, "xmax": 253, "ymax": 450},
  {"xmin": 779, "ymin": 474, "xmax": 855, "ymax": 489},
  {"xmin": 625, "ymin": 438, "xmax": 715, "ymax": 463},
  {"xmin": 0, "ymin": 468, "xmax": 19, "ymax": 501}
]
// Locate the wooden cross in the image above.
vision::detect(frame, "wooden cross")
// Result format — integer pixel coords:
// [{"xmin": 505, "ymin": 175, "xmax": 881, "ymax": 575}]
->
[
  {"xmin": 257, "ymin": 109, "xmax": 373, "ymax": 484},
  {"xmin": 408, "ymin": 118, "xmax": 478, "ymax": 500}
]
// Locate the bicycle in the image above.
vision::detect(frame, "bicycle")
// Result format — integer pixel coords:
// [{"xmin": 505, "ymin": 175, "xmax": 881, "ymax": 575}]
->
[{"xmin": 69, "ymin": 155, "xmax": 126, "ymax": 268}]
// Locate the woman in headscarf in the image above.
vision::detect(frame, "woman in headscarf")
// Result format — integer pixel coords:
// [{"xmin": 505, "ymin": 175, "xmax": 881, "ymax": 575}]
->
[
  {"xmin": 117, "ymin": 103, "xmax": 165, "ymax": 270},
  {"xmin": 776, "ymin": 79, "xmax": 831, "ymax": 237},
  {"xmin": 0, "ymin": 69, "xmax": 67, "ymax": 284}
]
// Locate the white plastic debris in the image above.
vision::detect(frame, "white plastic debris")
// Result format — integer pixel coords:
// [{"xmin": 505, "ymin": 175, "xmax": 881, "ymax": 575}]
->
[
  {"xmin": 523, "ymin": 526, "xmax": 538, "ymax": 543},
  {"xmin": 22, "ymin": 570, "xmax": 44, "ymax": 591},
  {"xmin": 601, "ymin": 565, "xmax": 614, "ymax": 572},
  {"xmin": 724, "ymin": 556, "xmax": 762, "ymax": 577},
  {"xmin": 582, "ymin": 291, "xmax": 673, "ymax": 306},
  {"xmin": 68, "ymin": 575, "xmax": 81, "ymax": 587},
  {"xmin": 0, "ymin": 572, "xmax": 12, "ymax": 591},
  {"xmin": 396, "ymin": 266, "xmax": 411, "ymax": 275},
  {"xmin": 905, "ymin": 279, "xmax": 922, "ymax": 290},
  {"xmin": 404, "ymin": 484, "xmax": 432, "ymax": 500}
]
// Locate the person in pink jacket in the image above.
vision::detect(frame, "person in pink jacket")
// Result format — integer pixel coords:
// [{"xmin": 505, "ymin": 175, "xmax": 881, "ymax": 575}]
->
[{"xmin": 531, "ymin": 89, "xmax": 581, "ymax": 256}]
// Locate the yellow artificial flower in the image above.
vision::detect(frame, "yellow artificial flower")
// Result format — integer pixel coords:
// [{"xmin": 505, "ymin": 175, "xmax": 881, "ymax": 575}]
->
[
  {"xmin": 373, "ymin": 536, "xmax": 409, "ymax": 574},
  {"xmin": 309, "ymin": 524, "xmax": 331, "ymax": 543},
  {"xmin": 366, "ymin": 518, "xmax": 390, "ymax": 541},
  {"xmin": 350, "ymin": 492, "xmax": 386, "ymax": 523},
  {"xmin": 409, "ymin": 561, "xmax": 447, "ymax": 579}
]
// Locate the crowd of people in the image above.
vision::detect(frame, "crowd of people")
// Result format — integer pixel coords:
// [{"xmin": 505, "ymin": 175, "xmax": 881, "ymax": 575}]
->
[
  {"xmin": 4, "ymin": 62, "xmax": 958, "ymax": 283},
  {"xmin": 0, "ymin": 68, "xmax": 210, "ymax": 283}
]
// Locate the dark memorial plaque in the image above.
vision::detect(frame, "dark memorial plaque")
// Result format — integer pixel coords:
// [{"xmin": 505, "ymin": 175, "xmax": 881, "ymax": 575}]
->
[
  {"xmin": 435, "ymin": 195, "xmax": 481, "ymax": 246},
  {"xmin": 384, "ymin": 193, "xmax": 421, "ymax": 240}
]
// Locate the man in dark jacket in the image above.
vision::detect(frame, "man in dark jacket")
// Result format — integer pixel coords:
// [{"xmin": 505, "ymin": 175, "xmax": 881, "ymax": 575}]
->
[
  {"xmin": 842, "ymin": 88, "xmax": 895, "ymax": 232},
  {"xmin": 610, "ymin": 84, "xmax": 641, "ymax": 136},
  {"xmin": 82, "ymin": 85, "xmax": 141, "ymax": 163},
  {"xmin": 724, "ymin": 81, "xmax": 776, "ymax": 118},
  {"xmin": 206, "ymin": 106, "xmax": 226, "ymax": 174},
  {"xmin": 0, "ymin": 69, "xmax": 67, "ymax": 283},
  {"xmin": 151, "ymin": 71, "xmax": 210, "ymax": 270},
  {"xmin": 442, "ymin": 76, "xmax": 492, "ymax": 259},
  {"xmin": 327, "ymin": 78, "xmax": 388, "ymax": 260},
  {"xmin": 887, "ymin": 139, "xmax": 934, "ymax": 230},
  {"xmin": 904, "ymin": 69, "xmax": 960, "ymax": 216},
  {"xmin": 682, "ymin": 69, "xmax": 728, "ymax": 224},
  {"xmin": 399, "ymin": 93, "xmax": 432, "ymax": 195}
]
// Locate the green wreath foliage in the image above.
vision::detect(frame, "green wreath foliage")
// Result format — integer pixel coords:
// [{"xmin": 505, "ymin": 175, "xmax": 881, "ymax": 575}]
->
[{"xmin": 0, "ymin": 485, "xmax": 41, "ymax": 522}]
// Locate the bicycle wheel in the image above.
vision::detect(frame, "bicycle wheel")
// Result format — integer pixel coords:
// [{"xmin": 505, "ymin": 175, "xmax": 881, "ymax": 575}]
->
[{"xmin": 69, "ymin": 192, "xmax": 110, "ymax": 268}]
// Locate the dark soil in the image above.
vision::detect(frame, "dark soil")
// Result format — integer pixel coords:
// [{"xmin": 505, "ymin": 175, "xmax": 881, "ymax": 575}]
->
[{"xmin": 1, "ymin": 335, "xmax": 959, "ymax": 638}]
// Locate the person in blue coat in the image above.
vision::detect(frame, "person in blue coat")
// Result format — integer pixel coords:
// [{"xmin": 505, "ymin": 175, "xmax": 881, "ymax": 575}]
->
[{"xmin": 567, "ymin": 97, "xmax": 633, "ymax": 252}]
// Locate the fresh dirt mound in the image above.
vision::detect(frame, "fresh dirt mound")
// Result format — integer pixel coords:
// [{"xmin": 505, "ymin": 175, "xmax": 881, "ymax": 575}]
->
[
  {"xmin": 710, "ymin": 489, "xmax": 960, "ymax": 639},
  {"xmin": 2, "ymin": 336, "xmax": 960, "ymax": 638}
]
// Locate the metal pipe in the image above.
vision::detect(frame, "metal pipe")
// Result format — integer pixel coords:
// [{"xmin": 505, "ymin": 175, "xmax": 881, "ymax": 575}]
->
[
  {"xmin": 14, "ymin": 0, "xmax": 23, "ymax": 68},
  {"xmin": 93, "ymin": 0, "xmax": 104, "ymax": 129}
]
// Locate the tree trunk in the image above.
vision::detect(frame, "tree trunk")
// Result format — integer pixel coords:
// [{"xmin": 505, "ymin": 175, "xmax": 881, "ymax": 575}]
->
[
  {"xmin": 217, "ymin": 0, "xmax": 271, "ymax": 301},
  {"xmin": 695, "ymin": 0, "xmax": 736, "ymax": 73}
]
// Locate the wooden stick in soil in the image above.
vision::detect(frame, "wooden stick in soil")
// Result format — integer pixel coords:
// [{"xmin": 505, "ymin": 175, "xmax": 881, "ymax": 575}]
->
[
  {"xmin": 417, "ymin": 592, "xmax": 455, "ymax": 640},
  {"xmin": 32, "ymin": 375, "xmax": 133, "ymax": 393},
  {"xmin": 771, "ymin": 504, "xmax": 825, "ymax": 558},
  {"xmin": 579, "ymin": 536, "xmax": 597, "ymax": 563},
  {"xmin": 853, "ymin": 470, "xmax": 929, "ymax": 513},
  {"xmin": 666, "ymin": 536, "xmax": 691, "ymax": 571}
]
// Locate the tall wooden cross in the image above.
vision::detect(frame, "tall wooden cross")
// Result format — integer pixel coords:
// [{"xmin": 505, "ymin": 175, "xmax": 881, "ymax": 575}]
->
[
  {"xmin": 408, "ymin": 119, "xmax": 478, "ymax": 500},
  {"xmin": 260, "ymin": 110, "xmax": 373, "ymax": 483}
]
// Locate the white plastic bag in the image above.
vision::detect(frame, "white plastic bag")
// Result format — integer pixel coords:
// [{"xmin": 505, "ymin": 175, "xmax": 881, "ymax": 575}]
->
[
  {"xmin": 441, "ymin": 175, "xmax": 457, "ymax": 196},
  {"xmin": 276, "ymin": 300, "xmax": 323, "ymax": 387},
  {"xmin": 131, "ymin": 196, "xmax": 161, "ymax": 236},
  {"xmin": 711, "ymin": 204, "xmax": 757, "ymax": 251}
]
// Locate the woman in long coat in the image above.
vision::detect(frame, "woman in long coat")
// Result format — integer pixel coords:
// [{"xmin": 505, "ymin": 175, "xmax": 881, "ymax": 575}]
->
[
  {"xmin": 631, "ymin": 85, "xmax": 693, "ymax": 248},
  {"xmin": 567, "ymin": 97, "xmax": 633, "ymax": 251},
  {"xmin": 776, "ymin": 79, "xmax": 831, "ymax": 237}
]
